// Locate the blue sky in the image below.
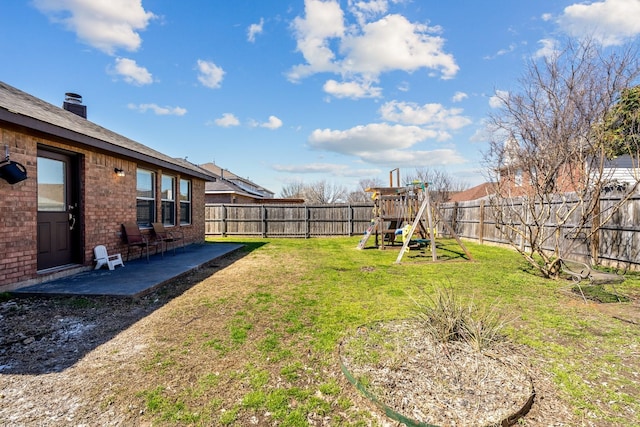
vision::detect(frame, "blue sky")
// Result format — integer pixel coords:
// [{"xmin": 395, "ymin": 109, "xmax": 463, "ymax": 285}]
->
[{"xmin": 2, "ymin": 0, "xmax": 640, "ymax": 195}]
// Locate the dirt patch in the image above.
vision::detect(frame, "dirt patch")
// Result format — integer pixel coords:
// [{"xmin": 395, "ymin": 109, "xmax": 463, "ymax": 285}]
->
[{"xmin": 0, "ymin": 257, "xmax": 233, "ymax": 425}]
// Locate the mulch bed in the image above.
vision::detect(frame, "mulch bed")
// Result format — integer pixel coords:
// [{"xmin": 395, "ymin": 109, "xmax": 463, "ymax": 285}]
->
[{"xmin": 340, "ymin": 319, "xmax": 537, "ymax": 426}]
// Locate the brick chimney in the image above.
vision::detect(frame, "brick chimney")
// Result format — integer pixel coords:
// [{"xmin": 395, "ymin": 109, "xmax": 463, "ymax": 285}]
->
[{"xmin": 63, "ymin": 92, "xmax": 87, "ymax": 119}]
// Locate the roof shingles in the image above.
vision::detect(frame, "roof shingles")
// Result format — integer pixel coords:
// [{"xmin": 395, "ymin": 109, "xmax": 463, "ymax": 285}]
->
[{"xmin": 0, "ymin": 81, "xmax": 215, "ymax": 181}]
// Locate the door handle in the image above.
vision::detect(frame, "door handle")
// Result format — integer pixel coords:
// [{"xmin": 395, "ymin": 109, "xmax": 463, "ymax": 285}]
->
[{"xmin": 68, "ymin": 204, "xmax": 77, "ymax": 231}]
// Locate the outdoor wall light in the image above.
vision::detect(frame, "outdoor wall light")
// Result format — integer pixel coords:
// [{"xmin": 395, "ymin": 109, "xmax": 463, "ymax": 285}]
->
[
  {"xmin": 0, "ymin": 145, "xmax": 28, "ymax": 184},
  {"xmin": 114, "ymin": 168, "xmax": 125, "ymax": 177}
]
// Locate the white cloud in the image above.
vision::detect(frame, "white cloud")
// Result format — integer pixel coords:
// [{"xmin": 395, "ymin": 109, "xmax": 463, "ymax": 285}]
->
[
  {"xmin": 541, "ymin": 13, "xmax": 553, "ymax": 22},
  {"xmin": 348, "ymin": 0, "xmax": 389, "ymax": 26},
  {"xmin": 112, "ymin": 57, "xmax": 153, "ymax": 85},
  {"xmin": 214, "ymin": 113, "xmax": 240, "ymax": 127},
  {"xmin": 197, "ymin": 60, "xmax": 225, "ymax": 89},
  {"xmin": 452, "ymin": 91, "xmax": 468, "ymax": 102},
  {"xmin": 489, "ymin": 90, "xmax": 509, "ymax": 109},
  {"xmin": 288, "ymin": 1, "xmax": 458, "ymax": 85},
  {"xmin": 273, "ymin": 163, "xmax": 348, "ymax": 174},
  {"xmin": 247, "ymin": 18, "xmax": 264, "ymax": 42},
  {"xmin": 261, "ymin": 115, "xmax": 283, "ymax": 130},
  {"xmin": 293, "ymin": 118, "xmax": 468, "ymax": 170},
  {"xmin": 33, "ymin": 0, "xmax": 155, "ymax": 55},
  {"xmin": 533, "ymin": 38, "xmax": 559, "ymax": 59},
  {"xmin": 128, "ymin": 103, "xmax": 186, "ymax": 116},
  {"xmin": 358, "ymin": 148, "xmax": 465, "ymax": 166},
  {"xmin": 558, "ymin": 0, "xmax": 640, "ymax": 46},
  {"xmin": 308, "ymin": 123, "xmax": 438, "ymax": 156},
  {"xmin": 273, "ymin": 162, "xmax": 381, "ymax": 177},
  {"xmin": 289, "ymin": 0, "xmax": 345, "ymax": 80},
  {"xmin": 484, "ymin": 43, "xmax": 517, "ymax": 60},
  {"xmin": 323, "ymin": 79, "xmax": 382, "ymax": 99},
  {"xmin": 379, "ymin": 100, "xmax": 471, "ymax": 133},
  {"xmin": 345, "ymin": 14, "xmax": 457, "ymax": 78}
]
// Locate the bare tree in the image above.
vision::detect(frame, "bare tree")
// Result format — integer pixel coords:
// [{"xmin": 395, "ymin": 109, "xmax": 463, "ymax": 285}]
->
[
  {"xmin": 304, "ymin": 180, "xmax": 348, "ymax": 204},
  {"xmin": 279, "ymin": 180, "xmax": 306, "ymax": 199},
  {"xmin": 347, "ymin": 178, "xmax": 383, "ymax": 203},
  {"xmin": 280, "ymin": 180, "xmax": 351, "ymax": 203},
  {"xmin": 405, "ymin": 168, "xmax": 469, "ymax": 204},
  {"xmin": 484, "ymin": 37, "xmax": 640, "ymax": 277}
]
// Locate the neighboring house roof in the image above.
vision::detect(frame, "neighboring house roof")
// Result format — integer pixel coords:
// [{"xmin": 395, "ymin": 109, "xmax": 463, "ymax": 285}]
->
[
  {"xmin": 448, "ymin": 182, "xmax": 496, "ymax": 202},
  {"xmin": 200, "ymin": 162, "xmax": 274, "ymax": 199},
  {"xmin": 0, "ymin": 81, "xmax": 216, "ymax": 181},
  {"xmin": 205, "ymin": 178, "xmax": 255, "ymax": 197}
]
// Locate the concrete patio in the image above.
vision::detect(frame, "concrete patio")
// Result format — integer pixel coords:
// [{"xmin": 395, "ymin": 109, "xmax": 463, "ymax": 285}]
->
[{"xmin": 11, "ymin": 242, "xmax": 244, "ymax": 298}]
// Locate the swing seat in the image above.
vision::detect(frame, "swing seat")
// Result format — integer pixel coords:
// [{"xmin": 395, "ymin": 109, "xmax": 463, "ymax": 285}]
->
[{"xmin": 408, "ymin": 239, "xmax": 430, "ymax": 250}]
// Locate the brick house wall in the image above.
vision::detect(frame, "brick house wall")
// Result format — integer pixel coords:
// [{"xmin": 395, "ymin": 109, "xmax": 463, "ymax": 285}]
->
[
  {"xmin": 0, "ymin": 125, "xmax": 208, "ymax": 292},
  {"xmin": 0, "ymin": 128, "xmax": 36, "ymax": 287},
  {"xmin": 497, "ymin": 162, "xmax": 586, "ymax": 197}
]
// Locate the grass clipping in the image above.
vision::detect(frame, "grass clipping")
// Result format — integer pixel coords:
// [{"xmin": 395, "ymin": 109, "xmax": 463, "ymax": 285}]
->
[{"xmin": 340, "ymin": 287, "xmax": 534, "ymax": 426}]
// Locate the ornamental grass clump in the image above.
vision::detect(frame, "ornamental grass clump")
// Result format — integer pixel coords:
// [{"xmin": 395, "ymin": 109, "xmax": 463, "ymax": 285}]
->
[{"xmin": 412, "ymin": 286, "xmax": 509, "ymax": 351}]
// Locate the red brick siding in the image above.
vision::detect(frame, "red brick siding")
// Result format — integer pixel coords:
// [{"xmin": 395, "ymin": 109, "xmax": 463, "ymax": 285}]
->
[
  {"xmin": 0, "ymin": 125, "xmax": 208, "ymax": 291},
  {"xmin": 0, "ymin": 127, "xmax": 38, "ymax": 287}
]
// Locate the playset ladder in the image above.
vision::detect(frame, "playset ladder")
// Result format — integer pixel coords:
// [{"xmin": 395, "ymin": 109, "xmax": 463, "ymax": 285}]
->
[{"xmin": 357, "ymin": 217, "xmax": 380, "ymax": 250}]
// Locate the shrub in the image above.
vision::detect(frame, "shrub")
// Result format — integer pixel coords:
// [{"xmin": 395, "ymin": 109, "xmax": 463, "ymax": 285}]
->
[{"xmin": 411, "ymin": 286, "xmax": 509, "ymax": 351}]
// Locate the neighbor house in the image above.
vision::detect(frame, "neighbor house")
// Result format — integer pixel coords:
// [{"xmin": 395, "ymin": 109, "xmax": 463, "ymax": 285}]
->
[
  {"xmin": 0, "ymin": 81, "xmax": 217, "ymax": 291},
  {"xmin": 448, "ymin": 182, "xmax": 496, "ymax": 202},
  {"xmin": 199, "ymin": 162, "xmax": 304, "ymax": 204},
  {"xmin": 199, "ymin": 162, "xmax": 274, "ymax": 204},
  {"xmin": 496, "ymin": 155, "xmax": 639, "ymax": 198}
]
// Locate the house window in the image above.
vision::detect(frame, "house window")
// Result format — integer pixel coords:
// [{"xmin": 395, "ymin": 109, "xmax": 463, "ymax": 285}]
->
[
  {"xmin": 136, "ymin": 169, "xmax": 155, "ymax": 227},
  {"xmin": 515, "ymin": 169, "xmax": 523, "ymax": 187},
  {"xmin": 161, "ymin": 175, "xmax": 176, "ymax": 226},
  {"xmin": 180, "ymin": 179, "xmax": 191, "ymax": 225},
  {"xmin": 37, "ymin": 157, "xmax": 66, "ymax": 211}
]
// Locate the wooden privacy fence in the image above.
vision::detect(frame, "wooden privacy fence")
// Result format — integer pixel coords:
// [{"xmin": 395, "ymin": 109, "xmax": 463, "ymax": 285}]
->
[
  {"xmin": 205, "ymin": 203, "xmax": 375, "ymax": 238},
  {"xmin": 205, "ymin": 194, "xmax": 640, "ymax": 266},
  {"xmin": 437, "ymin": 194, "xmax": 640, "ymax": 267}
]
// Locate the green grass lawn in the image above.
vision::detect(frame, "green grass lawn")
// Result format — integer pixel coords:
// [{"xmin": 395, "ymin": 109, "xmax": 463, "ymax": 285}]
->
[{"xmin": 136, "ymin": 236, "xmax": 640, "ymax": 426}]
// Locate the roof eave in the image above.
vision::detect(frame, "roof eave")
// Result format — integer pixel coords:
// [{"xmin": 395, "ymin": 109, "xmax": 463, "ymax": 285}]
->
[{"xmin": 0, "ymin": 107, "xmax": 217, "ymax": 182}]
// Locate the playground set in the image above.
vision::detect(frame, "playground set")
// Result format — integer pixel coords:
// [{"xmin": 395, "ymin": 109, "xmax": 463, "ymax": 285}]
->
[{"xmin": 357, "ymin": 168, "xmax": 472, "ymax": 264}]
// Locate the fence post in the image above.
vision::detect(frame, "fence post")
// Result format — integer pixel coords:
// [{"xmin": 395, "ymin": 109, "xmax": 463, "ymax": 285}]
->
[
  {"xmin": 452, "ymin": 202, "xmax": 458, "ymax": 236},
  {"xmin": 521, "ymin": 197, "xmax": 527, "ymax": 252},
  {"xmin": 222, "ymin": 204, "xmax": 227, "ymax": 237},
  {"xmin": 305, "ymin": 206, "xmax": 311, "ymax": 238},
  {"xmin": 348, "ymin": 204, "xmax": 354, "ymax": 236},
  {"xmin": 262, "ymin": 205, "xmax": 267, "ymax": 238},
  {"xmin": 591, "ymin": 196, "xmax": 601, "ymax": 263},
  {"xmin": 479, "ymin": 200, "xmax": 485, "ymax": 244}
]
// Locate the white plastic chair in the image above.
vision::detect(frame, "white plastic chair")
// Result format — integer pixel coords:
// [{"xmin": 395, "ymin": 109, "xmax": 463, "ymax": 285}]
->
[{"xmin": 93, "ymin": 245, "xmax": 124, "ymax": 270}]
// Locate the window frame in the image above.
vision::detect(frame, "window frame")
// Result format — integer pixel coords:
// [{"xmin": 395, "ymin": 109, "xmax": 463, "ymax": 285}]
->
[
  {"xmin": 161, "ymin": 174, "xmax": 176, "ymax": 226},
  {"xmin": 179, "ymin": 178, "xmax": 191, "ymax": 225},
  {"xmin": 136, "ymin": 168, "xmax": 156, "ymax": 227}
]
